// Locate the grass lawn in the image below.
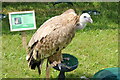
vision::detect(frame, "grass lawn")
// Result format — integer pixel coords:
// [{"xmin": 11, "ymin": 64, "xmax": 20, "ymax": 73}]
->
[{"xmin": 1, "ymin": 2, "xmax": 118, "ymax": 78}]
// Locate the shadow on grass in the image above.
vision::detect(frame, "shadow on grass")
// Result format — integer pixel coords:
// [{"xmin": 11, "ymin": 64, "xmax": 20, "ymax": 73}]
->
[{"xmin": 65, "ymin": 71, "xmax": 93, "ymax": 79}]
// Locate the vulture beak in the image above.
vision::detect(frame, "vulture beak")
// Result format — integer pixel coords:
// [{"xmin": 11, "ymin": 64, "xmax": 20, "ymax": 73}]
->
[{"xmin": 87, "ymin": 17, "xmax": 93, "ymax": 23}]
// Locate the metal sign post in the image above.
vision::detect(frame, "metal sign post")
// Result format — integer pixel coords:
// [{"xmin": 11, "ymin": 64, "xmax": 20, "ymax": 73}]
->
[{"xmin": 9, "ymin": 11, "xmax": 36, "ymax": 51}]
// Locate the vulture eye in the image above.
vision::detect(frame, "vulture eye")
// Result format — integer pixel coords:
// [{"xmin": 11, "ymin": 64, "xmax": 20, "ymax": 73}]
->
[{"xmin": 84, "ymin": 16, "xmax": 87, "ymax": 18}]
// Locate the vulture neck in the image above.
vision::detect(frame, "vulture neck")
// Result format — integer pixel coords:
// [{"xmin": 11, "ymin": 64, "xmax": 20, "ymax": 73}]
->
[
  {"xmin": 75, "ymin": 22, "xmax": 87, "ymax": 30},
  {"xmin": 80, "ymin": 22, "xmax": 86, "ymax": 29}
]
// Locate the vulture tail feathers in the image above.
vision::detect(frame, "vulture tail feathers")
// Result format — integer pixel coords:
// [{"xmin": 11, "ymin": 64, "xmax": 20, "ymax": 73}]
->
[
  {"xmin": 27, "ymin": 45, "xmax": 44, "ymax": 75},
  {"xmin": 26, "ymin": 41, "xmax": 38, "ymax": 61},
  {"xmin": 28, "ymin": 55, "xmax": 44, "ymax": 75}
]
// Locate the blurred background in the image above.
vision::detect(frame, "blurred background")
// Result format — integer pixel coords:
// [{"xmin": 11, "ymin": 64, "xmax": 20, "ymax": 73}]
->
[{"xmin": 1, "ymin": 2, "xmax": 118, "ymax": 78}]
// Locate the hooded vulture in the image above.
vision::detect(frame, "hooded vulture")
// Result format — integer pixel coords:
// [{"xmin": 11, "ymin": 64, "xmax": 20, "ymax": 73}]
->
[{"xmin": 26, "ymin": 9, "xmax": 93, "ymax": 78}]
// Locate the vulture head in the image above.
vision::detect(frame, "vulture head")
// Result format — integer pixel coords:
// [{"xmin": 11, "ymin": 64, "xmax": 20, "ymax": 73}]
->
[{"xmin": 76, "ymin": 13, "xmax": 93, "ymax": 29}]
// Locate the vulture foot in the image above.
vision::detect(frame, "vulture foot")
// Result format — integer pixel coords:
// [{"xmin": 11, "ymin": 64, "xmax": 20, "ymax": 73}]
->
[
  {"xmin": 58, "ymin": 63, "xmax": 71, "ymax": 70},
  {"xmin": 46, "ymin": 60, "xmax": 61, "ymax": 80}
]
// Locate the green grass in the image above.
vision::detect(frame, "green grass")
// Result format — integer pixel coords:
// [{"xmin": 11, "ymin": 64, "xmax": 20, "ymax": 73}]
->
[{"xmin": 1, "ymin": 2, "xmax": 118, "ymax": 78}]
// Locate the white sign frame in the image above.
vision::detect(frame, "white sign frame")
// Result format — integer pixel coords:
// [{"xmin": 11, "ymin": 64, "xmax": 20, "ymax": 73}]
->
[{"xmin": 9, "ymin": 11, "xmax": 36, "ymax": 31}]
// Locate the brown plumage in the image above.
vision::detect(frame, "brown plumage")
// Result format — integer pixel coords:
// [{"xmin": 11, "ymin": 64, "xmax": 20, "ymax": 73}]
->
[{"xmin": 26, "ymin": 9, "xmax": 93, "ymax": 78}]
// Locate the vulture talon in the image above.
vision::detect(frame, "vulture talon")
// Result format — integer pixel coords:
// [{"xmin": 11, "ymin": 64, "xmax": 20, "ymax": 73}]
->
[
  {"xmin": 63, "ymin": 57, "xmax": 70, "ymax": 61},
  {"xmin": 58, "ymin": 63, "xmax": 62, "ymax": 70},
  {"xmin": 58, "ymin": 63, "xmax": 71, "ymax": 70}
]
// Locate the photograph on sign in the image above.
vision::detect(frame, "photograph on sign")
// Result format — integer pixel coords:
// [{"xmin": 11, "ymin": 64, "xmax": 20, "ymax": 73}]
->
[
  {"xmin": 14, "ymin": 17, "xmax": 22, "ymax": 24},
  {"xmin": 9, "ymin": 11, "xmax": 36, "ymax": 31}
]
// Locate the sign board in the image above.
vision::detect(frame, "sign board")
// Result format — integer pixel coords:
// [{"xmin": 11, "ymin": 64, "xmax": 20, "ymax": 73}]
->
[{"xmin": 9, "ymin": 11, "xmax": 36, "ymax": 31}]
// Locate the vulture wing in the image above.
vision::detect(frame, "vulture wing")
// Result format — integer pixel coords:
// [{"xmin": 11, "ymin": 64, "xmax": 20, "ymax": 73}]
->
[{"xmin": 28, "ymin": 9, "xmax": 76, "ymax": 48}]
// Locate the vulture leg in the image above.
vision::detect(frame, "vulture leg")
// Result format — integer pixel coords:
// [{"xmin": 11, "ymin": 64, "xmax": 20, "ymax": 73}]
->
[
  {"xmin": 48, "ymin": 50, "xmax": 62, "ymax": 63},
  {"xmin": 46, "ymin": 51, "xmax": 62, "ymax": 79},
  {"xmin": 46, "ymin": 59, "xmax": 49, "ymax": 80},
  {"xmin": 46, "ymin": 61, "xmax": 61, "ymax": 80},
  {"xmin": 46, "ymin": 58, "xmax": 49, "ymax": 70}
]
